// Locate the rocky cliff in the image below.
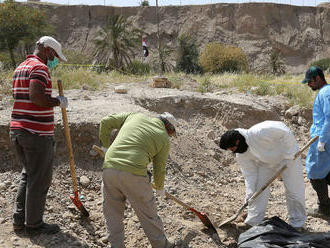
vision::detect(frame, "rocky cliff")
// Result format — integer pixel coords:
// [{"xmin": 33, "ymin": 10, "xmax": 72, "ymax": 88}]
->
[{"xmin": 24, "ymin": 2, "xmax": 330, "ymax": 73}]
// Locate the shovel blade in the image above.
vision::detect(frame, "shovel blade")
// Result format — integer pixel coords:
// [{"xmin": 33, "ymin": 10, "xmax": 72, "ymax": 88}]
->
[
  {"xmin": 190, "ymin": 208, "xmax": 217, "ymax": 232},
  {"xmin": 70, "ymin": 195, "xmax": 89, "ymax": 217}
]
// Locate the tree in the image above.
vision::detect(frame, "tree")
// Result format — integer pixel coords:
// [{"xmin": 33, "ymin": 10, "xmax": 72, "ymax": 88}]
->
[
  {"xmin": 0, "ymin": 0, "xmax": 52, "ymax": 67},
  {"xmin": 176, "ymin": 33, "xmax": 202, "ymax": 74},
  {"xmin": 93, "ymin": 15, "xmax": 142, "ymax": 70},
  {"xmin": 140, "ymin": 0, "xmax": 149, "ymax": 6}
]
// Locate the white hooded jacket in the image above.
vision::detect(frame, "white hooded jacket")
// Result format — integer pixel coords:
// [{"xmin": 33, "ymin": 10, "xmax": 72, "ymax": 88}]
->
[{"xmin": 236, "ymin": 121, "xmax": 299, "ymax": 168}]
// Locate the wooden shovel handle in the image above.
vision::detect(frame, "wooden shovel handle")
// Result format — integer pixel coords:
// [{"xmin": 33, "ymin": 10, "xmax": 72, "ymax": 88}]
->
[{"xmin": 58, "ymin": 80, "xmax": 78, "ymax": 193}]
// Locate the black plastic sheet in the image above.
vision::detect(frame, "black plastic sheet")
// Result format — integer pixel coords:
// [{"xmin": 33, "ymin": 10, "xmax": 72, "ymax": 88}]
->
[{"xmin": 238, "ymin": 216, "xmax": 330, "ymax": 248}]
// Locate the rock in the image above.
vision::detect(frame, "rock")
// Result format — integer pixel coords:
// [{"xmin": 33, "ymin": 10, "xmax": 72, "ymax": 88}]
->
[
  {"xmin": 99, "ymin": 236, "xmax": 108, "ymax": 244},
  {"xmin": 207, "ymin": 130, "xmax": 216, "ymax": 140},
  {"xmin": 80, "ymin": 176, "xmax": 90, "ymax": 187},
  {"xmin": 81, "ymin": 85, "xmax": 91, "ymax": 90},
  {"xmin": 285, "ymin": 105, "xmax": 300, "ymax": 118},
  {"xmin": 83, "ymin": 95, "xmax": 91, "ymax": 100},
  {"xmin": 0, "ymin": 183, "xmax": 6, "ymax": 190},
  {"xmin": 114, "ymin": 85, "xmax": 128, "ymax": 94},
  {"xmin": 0, "ymin": 218, "xmax": 5, "ymax": 224},
  {"xmin": 151, "ymin": 77, "xmax": 172, "ymax": 88}
]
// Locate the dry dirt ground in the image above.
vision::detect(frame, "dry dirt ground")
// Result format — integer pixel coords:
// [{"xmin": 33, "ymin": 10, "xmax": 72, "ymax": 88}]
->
[{"xmin": 0, "ymin": 80, "xmax": 329, "ymax": 248}]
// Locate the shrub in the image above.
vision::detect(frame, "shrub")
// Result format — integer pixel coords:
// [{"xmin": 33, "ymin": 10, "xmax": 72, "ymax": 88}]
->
[
  {"xmin": 140, "ymin": 0, "xmax": 149, "ymax": 6},
  {"xmin": 176, "ymin": 33, "xmax": 202, "ymax": 74},
  {"xmin": 199, "ymin": 42, "xmax": 248, "ymax": 74},
  {"xmin": 310, "ymin": 58, "xmax": 330, "ymax": 71},
  {"xmin": 197, "ymin": 76, "xmax": 212, "ymax": 93},
  {"xmin": 0, "ymin": 52, "xmax": 13, "ymax": 70},
  {"xmin": 269, "ymin": 49, "xmax": 286, "ymax": 75},
  {"xmin": 126, "ymin": 60, "xmax": 150, "ymax": 75},
  {"xmin": 62, "ymin": 49, "xmax": 92, "ymax": 65}
]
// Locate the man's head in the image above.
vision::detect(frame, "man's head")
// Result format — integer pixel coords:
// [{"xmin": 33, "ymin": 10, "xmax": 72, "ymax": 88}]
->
[
  {"xmin": 302, "ymin": 66, "xmax": 327, "ymax": 91},
  {"xmin": 159, "ymin": 112, "xmax": 177, "ymax": 137},
  {"xmin": 219, "ymin": 130, "xmax": 248, "ymax": 154},
  {"xmin": 35, "ymin": 36, "xmax": 67, "ymax": 67}
]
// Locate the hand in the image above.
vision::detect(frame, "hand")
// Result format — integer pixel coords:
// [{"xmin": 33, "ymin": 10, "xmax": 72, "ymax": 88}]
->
[
  {"xmin": 318, "ymin": 141, "xmax": 325, "ymax": 152},
  {"xmin": 101, "ymin": 146, "xmax": 108, "ymax": 154},
  {"xmin": 56, "ymin": 96, "xmax": 68, "ymax": 108},
  {"xmin": 156, "ymin": 189, "xmax": 165, "ymax": 198}
]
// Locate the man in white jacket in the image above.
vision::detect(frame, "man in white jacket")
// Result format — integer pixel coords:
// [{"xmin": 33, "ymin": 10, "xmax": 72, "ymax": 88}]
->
[{"xmin": 219, "ymin": 121, "xmax": 306, "ymax": 229}]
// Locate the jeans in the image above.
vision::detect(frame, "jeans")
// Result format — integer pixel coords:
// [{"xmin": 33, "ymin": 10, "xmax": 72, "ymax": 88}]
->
[{"xmin": 10, "ymin": 129, "xmax": 55, "ymax": 227}]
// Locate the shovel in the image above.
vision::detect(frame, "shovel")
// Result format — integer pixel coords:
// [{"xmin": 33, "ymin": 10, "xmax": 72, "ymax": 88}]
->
[
  {"xmin": 219, "ymin": 136, "xmax": 318, "ymax": 228},
  {"xmin": 58, "ymin": 80, "xmax": 89, "ymax": 217},
  {"xmin": 92, "ymin": 144, "xmax": 217, "ymax": 232}
]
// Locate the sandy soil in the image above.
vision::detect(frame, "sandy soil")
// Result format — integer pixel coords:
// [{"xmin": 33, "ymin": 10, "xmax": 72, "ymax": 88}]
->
[{"xmin": 0, "ymin": 80, "xmax": 329, "ymax": 248}]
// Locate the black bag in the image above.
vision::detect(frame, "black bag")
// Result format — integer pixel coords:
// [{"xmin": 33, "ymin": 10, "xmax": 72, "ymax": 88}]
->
[{"xmin": 238, "ymin": 216, "xmax": 330, "ymax": 248}]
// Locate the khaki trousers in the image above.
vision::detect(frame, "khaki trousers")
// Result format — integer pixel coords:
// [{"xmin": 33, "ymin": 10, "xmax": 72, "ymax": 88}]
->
[{"xmin": 102, "ymin": 168, "xmax": 169, "ymax": 248}]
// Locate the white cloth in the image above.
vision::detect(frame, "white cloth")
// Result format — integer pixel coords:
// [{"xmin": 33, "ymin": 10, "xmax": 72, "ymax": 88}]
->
[{"xmin": 236, "ymin": 121, "xmax": 306, "ymax": 228}]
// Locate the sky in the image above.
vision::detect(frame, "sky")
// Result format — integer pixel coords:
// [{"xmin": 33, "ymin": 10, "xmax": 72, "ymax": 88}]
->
[{"xmin": 13, "ymin": 0, "xmax": 329, "ymax": 7}]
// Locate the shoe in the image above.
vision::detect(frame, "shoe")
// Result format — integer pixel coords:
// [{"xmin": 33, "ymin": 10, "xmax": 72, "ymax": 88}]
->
[
  {"xmin": 26, "ymin": 222, "xmax": 60, "ymax": 235},
  {"xmin": 307, "ymin": 207, "xmax": 330, "ymax": 218},
  {"xmin": 13, "ymin": 223, "xmax": 25, "ymax": 231}
]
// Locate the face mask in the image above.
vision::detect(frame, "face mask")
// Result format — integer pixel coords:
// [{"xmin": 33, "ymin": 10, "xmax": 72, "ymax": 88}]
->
[
  {"xmin": 47, "ymin": 57, "xmax": 59, "ymax": 69},
  {"xmin": 233, "ymin": 136, "xmax": 248, "ymax": 154}
]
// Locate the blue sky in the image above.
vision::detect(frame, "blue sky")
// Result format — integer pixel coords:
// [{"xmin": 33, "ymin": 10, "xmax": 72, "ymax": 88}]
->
[{"xmin": 14, "ymin": 0, "xmax": 329, "ymax": 7}]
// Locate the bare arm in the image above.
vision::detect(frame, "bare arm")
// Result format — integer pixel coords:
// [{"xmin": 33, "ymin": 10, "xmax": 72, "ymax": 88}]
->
[{"xmin": 29, "ymin": 81, "xmax": 60, "ymax": 107}]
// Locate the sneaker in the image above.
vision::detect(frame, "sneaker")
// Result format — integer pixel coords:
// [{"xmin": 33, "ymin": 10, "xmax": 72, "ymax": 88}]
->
[
  {"xmin": 307, "ymin": 207, "xmax": 330, "ymax": 218},
  {"xmin": 26, "ymin": 222, "xmax": 60, "ymax": 235}
]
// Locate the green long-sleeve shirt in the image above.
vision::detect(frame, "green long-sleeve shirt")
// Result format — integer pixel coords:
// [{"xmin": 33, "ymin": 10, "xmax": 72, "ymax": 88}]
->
[{"xmin": 99, "ymin": 112, "xmax": 170, "ymax": 190}]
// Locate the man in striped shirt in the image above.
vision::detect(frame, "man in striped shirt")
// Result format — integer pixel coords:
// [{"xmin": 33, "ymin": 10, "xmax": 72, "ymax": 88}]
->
[{"xmin": 10, "ymin": 36, "xmax": 68, "ymax": 235}]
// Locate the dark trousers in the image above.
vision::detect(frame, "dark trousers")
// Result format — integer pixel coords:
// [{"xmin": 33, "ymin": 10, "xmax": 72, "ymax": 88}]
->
[
  {"xmin": 310, "ymin": 172, "xmax": 330, "ymax": 210},
  {"xmin": 10, "ymin": 129, "xmax": 55, "ymax": 227}
]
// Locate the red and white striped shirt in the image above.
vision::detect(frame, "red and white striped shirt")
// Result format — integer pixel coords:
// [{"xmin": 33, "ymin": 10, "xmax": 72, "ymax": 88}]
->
[{"xmin": 10, "ymin": 55, "xmax": 55, "ymax": 136}]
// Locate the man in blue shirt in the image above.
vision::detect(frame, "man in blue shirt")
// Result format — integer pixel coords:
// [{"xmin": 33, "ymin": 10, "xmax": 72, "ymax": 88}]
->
[{"xmin": 302, "ymin": 66, "xmax": 330, "ymax": 217}]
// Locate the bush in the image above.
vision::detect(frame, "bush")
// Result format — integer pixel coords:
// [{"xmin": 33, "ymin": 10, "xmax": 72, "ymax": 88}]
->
[
  {"xmin": 176, "ymin": 34, "xmax": 202, "ymax": 74},
  {"xmin": 199, "ymin": 42, "xmax": 248, "ymax": 74},
  {"xmin": 0, "ymin": 52, "xmax": 15, "ymax": 70},
  {"xmin": 140, "ymin": 0, "xmax": 149, "ymax": 6},
  {"xmin": 269, "ymin": 49, "xmax": 286, "ymax": 75},
  {"xmin": 126, "ymin": 60, "xmax": 150, "ymax": 75},
  {"xmin": 310, "ymin": 58, "xmax": 330, "ymax": 71}
]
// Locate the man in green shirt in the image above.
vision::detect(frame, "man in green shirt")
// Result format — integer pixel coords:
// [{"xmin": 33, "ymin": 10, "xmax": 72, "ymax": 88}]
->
[{"xmin": 99, "ymin": 112, "xmax": 177, "ymax": 248}]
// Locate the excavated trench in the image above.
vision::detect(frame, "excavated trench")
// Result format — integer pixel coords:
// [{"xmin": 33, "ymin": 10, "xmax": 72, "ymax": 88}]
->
[{"xmin": 0, "ymin": 91, "xmax": 282, "ymax": 173}]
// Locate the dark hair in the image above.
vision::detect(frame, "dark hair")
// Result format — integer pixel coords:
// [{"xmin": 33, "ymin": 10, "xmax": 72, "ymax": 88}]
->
[
  {"xmin": 158, "ymin": 116, "xmax": 176, "ymax": 133},
  {"xmin": 219, "ymin": 130, "xmax": 242, "ymax": 150}
]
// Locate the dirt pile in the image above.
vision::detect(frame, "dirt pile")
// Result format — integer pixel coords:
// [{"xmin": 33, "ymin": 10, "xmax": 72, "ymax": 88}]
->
[{"xmin": 0, "ymin": 82, "xmax": 329, "ymax": 248}]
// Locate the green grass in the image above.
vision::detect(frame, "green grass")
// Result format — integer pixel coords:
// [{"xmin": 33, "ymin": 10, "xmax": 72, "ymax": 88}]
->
[
  {"xmin": 1, "ymin": 68, "xmax": 325, "ymax": 108},
  {"xmin": 0, "ymin": 70, "xmax": 12, "ymax": 95}
]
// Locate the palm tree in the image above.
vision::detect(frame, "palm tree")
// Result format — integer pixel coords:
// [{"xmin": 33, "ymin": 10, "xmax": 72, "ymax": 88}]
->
[{"xmin": 93, "ymin": 15, "xmax": 142, "ymax": 70}]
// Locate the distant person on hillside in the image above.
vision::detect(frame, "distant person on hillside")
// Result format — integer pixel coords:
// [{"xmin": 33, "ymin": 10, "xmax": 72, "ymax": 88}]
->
[
  {"xmin": 218, "ymin": 121, "xmax": 306, "ymax": 230},
  {"xmin": 142, "ymin": 37, "xmax": 149, "ymax": 57},
  {"xmin": 10, "ymin": 36, "xmax": 68, "ymax": 235},
  {"xmin": 99, "ymin": 112, "xmax": 177, "ymax": 248},
  {"xmin": 302, "ymin": 66, "xmax": 330, "ymax": 217}
]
